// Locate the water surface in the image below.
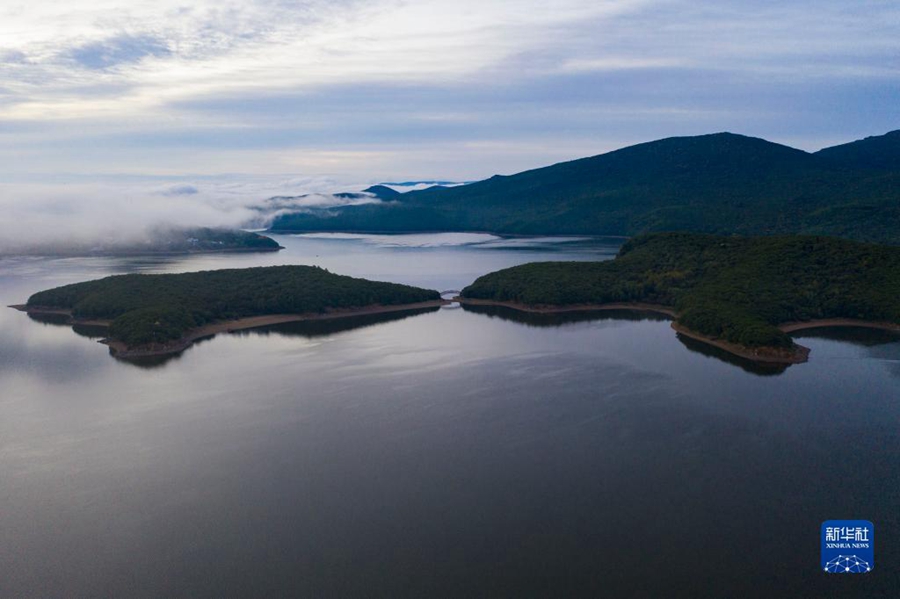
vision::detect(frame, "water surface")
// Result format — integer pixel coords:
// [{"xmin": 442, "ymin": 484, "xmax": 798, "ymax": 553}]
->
[{"xmin": 1, "ymin": 234, "xmax": 897, "ymax": 597}]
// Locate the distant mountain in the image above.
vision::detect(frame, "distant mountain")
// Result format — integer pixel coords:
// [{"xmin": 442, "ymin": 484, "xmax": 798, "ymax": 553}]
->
[
  {"xmin": 269, "ymin": 131, "xmax": 900, "ymax": 243},
  {"xmin": 362, "ymin": 185, "xmax": 402, "ymax": 200},
  {"xmin": 815, "ymin": 130, "xmax": 900, "ymax": 170}
]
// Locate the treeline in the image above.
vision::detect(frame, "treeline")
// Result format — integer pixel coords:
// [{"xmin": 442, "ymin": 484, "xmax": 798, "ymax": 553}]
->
[
  {"xmin": 158, "ymin": 227, "xmax": 282, "ymax": 251},
  {"xmin": 461, "ymin": 232, "xmax": 900, "ymax": 348},
  {"xmin": 28, "ymin": 266, "xmax": 440, "ymax": 346}
]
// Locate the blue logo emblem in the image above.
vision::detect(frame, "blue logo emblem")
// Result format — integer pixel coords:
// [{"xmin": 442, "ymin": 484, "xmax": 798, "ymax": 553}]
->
[{"xmin": 821, "ymin": 520, "xmax": 873, "ymax": 573}]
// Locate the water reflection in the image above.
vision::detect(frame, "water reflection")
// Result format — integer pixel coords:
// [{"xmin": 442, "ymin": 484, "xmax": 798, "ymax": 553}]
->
[
  {"xmin": 790, "ymin": 325, "xmax": 900, "ymax": 347},
  {"xmin": 234, "ymin": 306, "xmax": 441, "ymax": 340},
  {"xmin": 26, "ymin": 312, "xmax": 72, "ymax": 326},
  {"xmin": 112, "ymin": 335, "xmax": 219, "ymax": 369},
  {"xmin": 71, "ymin": 323, "xmax": 109, "ymax": 339},
  {"xmin": 3, "ymin": 241, "xmax": 900, "ymax": 597},
  {"xmin": 791, "ymin": 325, "xmax": 900, "ymax": 380},
  {"xmin": 674, "ymin": 332, "xmax": 789, "ymax": 376},
  {"xmin": 460, "ymin": 302, "xmax": 670, "ymax": 328},
  {"xmin": 21, "ymin": 297, "xmax": 900, "ymax": 380},
  {"xmin": 116, "ymin": 308, "xmax": 443, "ymax": 369},
  {"xmin": 461, "ymin": 303, "xmax": 793, "ymax": 375}
]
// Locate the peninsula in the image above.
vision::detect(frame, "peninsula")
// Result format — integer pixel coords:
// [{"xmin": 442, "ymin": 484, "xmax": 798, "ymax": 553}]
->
[
  {"xmin": 15, "ymin": 266, "xmax": 443, "ymax": 357},
  {"xmin": 459, "ymin": 233, "xmax": 900, "ymax": 363}
]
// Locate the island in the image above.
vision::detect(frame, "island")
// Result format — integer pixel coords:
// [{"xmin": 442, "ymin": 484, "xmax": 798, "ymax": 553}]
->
[
  {"xmin": 459, "ymin": 232, "xmax": 900, "ymax": 363},
  {"xmin": 14, "ymin": 266, "xmax": 443, "ymax": 357}
]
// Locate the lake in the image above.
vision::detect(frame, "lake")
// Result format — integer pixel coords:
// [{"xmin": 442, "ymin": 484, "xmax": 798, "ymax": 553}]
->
[{"xmin": 1, "ymin": 233, "xmax": 898, "ymax": 597}]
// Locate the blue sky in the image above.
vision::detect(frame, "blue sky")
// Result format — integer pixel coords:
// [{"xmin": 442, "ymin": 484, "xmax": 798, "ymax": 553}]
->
[{"xmin": 0, "ymin": 0, "xmax": 897, "ymax": 247}]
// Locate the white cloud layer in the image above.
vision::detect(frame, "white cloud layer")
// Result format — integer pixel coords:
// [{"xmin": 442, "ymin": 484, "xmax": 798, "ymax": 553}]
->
[{"xmin": 0, "ymin": 176, "xmax": 380, "ymax": 252}]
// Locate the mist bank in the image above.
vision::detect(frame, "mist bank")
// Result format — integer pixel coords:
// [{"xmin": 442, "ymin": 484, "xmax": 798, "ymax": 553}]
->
[
  {"xmin": 3, "ymin": 227, "xmax": 282, "ymax": 257},
  {"xmin": 0, "ymin": 176, "xmax": 395, "ymax": 255}
]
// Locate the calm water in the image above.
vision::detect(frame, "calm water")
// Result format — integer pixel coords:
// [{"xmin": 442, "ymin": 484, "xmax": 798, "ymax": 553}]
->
[{"xmin": 1, "ymin": 233, "xmax": 898, "ymax": 598}]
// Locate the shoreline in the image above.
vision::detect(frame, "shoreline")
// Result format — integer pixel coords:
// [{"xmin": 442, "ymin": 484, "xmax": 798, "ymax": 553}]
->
[
  {"xmin": 13, "ymin": 299, "xmax": 900, "ymax": 364},
  {"xmin": 454, "ymin": 297, "xmax": 899, "ymax": 364},
  {"xmin": 454, "ymin": 297, "xmax": 677, "ymax": 318},
  {"xmin": 778, "ymin": 318, "xmax": 900, "ymax": 334},
  {"xmin": 670, "ymin": 323, "xmax": 810, "ymax": 364},
  {"xmin": 11, "ymin": 300, "xmax": 448, "ymax": 358},
  {"xmin": 269, "ymin": 229, "xmax": 630, "ymax": 240}
]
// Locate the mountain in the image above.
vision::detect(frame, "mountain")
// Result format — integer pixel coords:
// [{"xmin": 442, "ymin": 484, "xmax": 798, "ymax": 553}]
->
[
  {"xmin": 815, "ymin": 130, "xmax": 900, "ymax": 170},
  {"xmin": 269, "ymin": 131, "xmax": 900, "ymax": 243},
  {"xmin": 362, "ymin": 185, "xmax": 402, "ymax": 200}
]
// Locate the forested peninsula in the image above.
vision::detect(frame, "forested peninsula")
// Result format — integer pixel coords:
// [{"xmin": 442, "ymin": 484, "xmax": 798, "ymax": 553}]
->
[
  {"xmin": 460, "ymin": 233, "xmax": 900, "ymax": 362},
  {"xmin": 17, "ymin": 266, "xmax": 442, "ymax": 357},
  {"xmin": 13, "ymin": 233, "xmax": 900, "ymax": 363}
]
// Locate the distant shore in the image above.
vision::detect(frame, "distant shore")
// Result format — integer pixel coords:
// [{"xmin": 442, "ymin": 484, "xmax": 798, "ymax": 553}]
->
[
  {"xmin": 454, "ymin": 297, "xmax": 899, "ymax": 364},
  {"xmin": 11, "ymin": 300, "xmax": 448, "ymax": 358}
]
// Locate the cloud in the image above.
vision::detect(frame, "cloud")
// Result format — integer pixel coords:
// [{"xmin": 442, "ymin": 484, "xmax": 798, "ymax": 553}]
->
[
  {"xmin": 0, "ymin": 0, "xmax": 896, "ymax": 190},
  {"xmin": 560, "ymin": 57, "xmax": 686, "ymax": 72},
  {"xmin": 161, "ymin": 184, "xmax": 199, "ymax": 196},
  {"xmin": 0, "ymin": 174, "xmax": 384, "ymax": 253},
  {"xmin": 68, "ymin": 34, "xmax": 170, "ymax": 70}
]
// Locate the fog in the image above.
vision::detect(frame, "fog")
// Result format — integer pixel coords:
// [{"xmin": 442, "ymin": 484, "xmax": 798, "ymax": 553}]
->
[{"xmin": 0, "ymin": 176, "xmax": 386, "ymax": 254}]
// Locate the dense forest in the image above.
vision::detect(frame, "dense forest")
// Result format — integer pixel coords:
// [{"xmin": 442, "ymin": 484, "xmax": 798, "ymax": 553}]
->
[
  {"xmin": 461, "ymin": 233, "xmax": 900, "ymax": 349},
  {"xmin": 171, "ymin": 227, "xmax": 282, "ymax": 251},
  {"xmin": 135, "ymin": 227, "xmax": 283, "ymax": 253},
  {"xmin": 27, "ymin": 266, "xmax": 440, "ymax": 346},
  {"xmin": 270, "ymin": 131, "xmax": 900, "ymax": 244}
]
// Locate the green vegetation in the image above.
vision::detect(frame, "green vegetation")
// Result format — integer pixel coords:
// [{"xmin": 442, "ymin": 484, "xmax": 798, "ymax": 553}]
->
[
  {"xmin": 270, "ymin": 131, "xmax": 900, "ymax": 244},
  {"xmin": 155, "ymin": 227, "xmax": 282, "ymax": 252},
  {"xmin": 27, "ymin": 266, "xmax": 440, "ymax": 347},
  {"xmin": 461, "ymin": 233, "xmax": 900, "ymax": 349}
]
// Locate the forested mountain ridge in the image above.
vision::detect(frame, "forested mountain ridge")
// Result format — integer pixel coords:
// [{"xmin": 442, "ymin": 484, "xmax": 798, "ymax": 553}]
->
[
  {"xmin": 270, "ymin": 131, "xmax": 900, "ymax": 243},
  {"xmin": 815, "ymin": 130, "xmax": 900, "ymax": 171}
]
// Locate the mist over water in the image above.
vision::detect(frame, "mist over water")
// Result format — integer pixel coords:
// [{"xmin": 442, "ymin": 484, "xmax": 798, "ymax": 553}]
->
[{"xmin": 0, "ymin": 175, "xmax": 392, "ymax": 253}]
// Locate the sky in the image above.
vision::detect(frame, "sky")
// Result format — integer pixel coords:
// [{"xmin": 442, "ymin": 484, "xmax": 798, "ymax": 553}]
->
[{"xmin": 0, "ymin": 0, "xmax": 898, "ymax": 248}]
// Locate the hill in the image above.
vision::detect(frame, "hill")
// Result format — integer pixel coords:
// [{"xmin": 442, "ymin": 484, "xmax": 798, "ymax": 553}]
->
[
  {"xmin": 460, "ymin": 232, "xmax": 900, "ymax": 361},
  {"xmin": 22, "ymin": 266, "xmax": 441, "ymax": 353},
  {"xmin": 362, "ymin": 185, "xmax": 402, "ymax": 200},
  {"xmin": 269, "ymin": 132, "xmax": 900, "ymax": 243},
  {"xmin": 815, "ymin": 130, "xmax": 900, "ymax": 171}
]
